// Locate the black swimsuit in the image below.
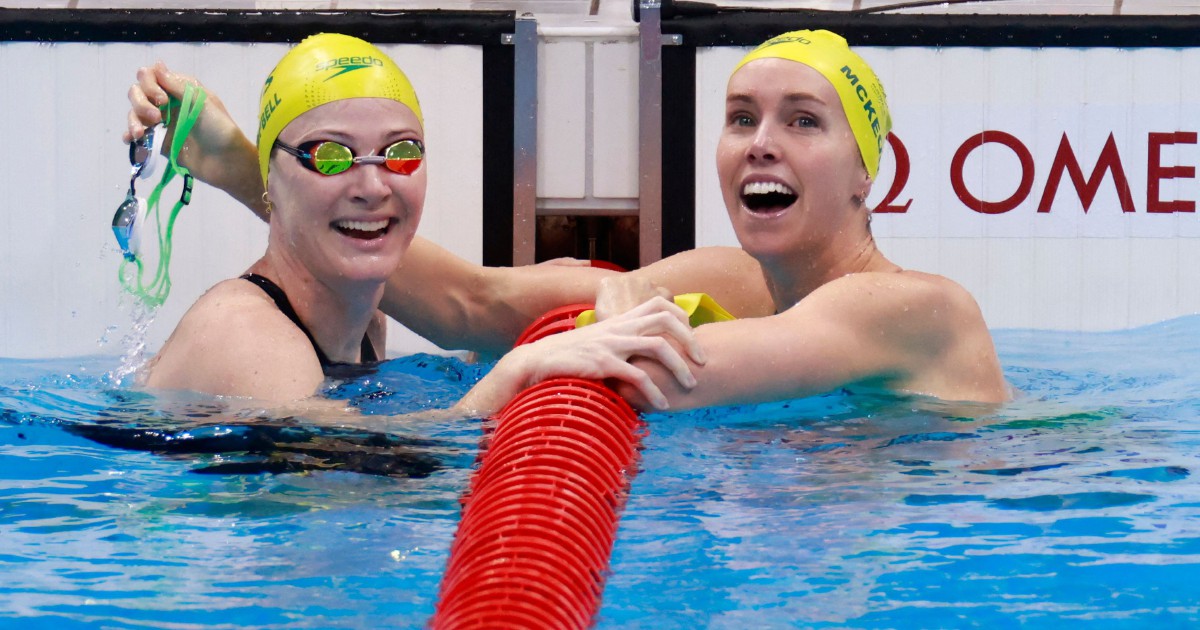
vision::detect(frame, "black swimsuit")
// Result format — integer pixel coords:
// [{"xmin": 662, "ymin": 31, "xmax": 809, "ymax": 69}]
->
[{"xmin": 241, "ymin": 274, "xmax": 379, "ymax": 370}]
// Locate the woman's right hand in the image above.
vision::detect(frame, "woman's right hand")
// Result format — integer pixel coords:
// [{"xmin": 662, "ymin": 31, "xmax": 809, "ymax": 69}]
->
[{"xmin": 124, "ymin": 62, "xmax": 264, "ymax": 211}]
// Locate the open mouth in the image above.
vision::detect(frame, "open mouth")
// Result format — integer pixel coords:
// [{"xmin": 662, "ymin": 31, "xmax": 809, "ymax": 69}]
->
[
  {"xmin": 334, "ymin": 218, "xmax": 393, "ymax": 240},
  {"xmin": 741, "ymin": 181, "xmax": 798, "ymax": 213}
]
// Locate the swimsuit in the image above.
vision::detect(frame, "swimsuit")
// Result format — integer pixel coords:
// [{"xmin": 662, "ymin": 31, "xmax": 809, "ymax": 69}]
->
[{"xmin": 241, "ymin": 273, "xmax": 379, "ymax": 371}]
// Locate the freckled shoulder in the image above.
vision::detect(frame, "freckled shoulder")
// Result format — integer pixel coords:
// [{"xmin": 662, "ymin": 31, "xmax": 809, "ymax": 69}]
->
[
  {"xmin": 792, "ymin": 269, "xmax": 991, "ymax": 351},
  {"xmin": 175, "ymin": 278, "xmax": 302, "ymax": 340},
  {"xmin": 816, "ymin": 269, "xmax": 979, "ymax": 313},
  {"xmin": 882, "ymin": 270, "xmax": 988, "ymax": 329},
  {"xmin": 773, "ymin": 269, "xmax": 1003, "ymax": 401},
  {"xmin": 145, "ymin": 278, "xmax": 325, "ymax": 400}
]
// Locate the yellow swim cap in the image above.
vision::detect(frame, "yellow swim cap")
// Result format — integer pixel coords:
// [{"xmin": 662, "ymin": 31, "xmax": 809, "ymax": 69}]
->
[
  {"xmin": 733, "ymin": 30, "xmax": 891, "ymax": 180},
  {"xmin": 256, "ymin": 33, "xmax": 423, "ymax": 185}
]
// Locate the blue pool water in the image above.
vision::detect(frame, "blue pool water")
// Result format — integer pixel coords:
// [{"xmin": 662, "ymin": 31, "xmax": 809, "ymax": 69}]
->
[{"xmin": 2, "ymin": 318, "xmax": 1200, "ymax": 628}]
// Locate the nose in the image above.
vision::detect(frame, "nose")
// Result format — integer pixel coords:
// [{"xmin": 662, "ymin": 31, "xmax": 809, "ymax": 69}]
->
[
  {"xmin": 747, "ymin": 124, "xmax": 777, "ymax": 163},
  {"xmin": 349, "ymin": 162, "xmax": 393, "ymax": 205}
]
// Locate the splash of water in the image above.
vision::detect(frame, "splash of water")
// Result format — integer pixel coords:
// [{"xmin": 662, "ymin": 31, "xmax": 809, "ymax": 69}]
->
[{"xmin": 107, "ymin": 299, "xmax": 159, "ymax": 387}]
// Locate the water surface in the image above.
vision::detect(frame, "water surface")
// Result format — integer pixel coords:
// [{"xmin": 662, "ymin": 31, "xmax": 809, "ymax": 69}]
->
[{"xmin": 2, "ymin": 319, "xmax": 1199, "ymax": 628}]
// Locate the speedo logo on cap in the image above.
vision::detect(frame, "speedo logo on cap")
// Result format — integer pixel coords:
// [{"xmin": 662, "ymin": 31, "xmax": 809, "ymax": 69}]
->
[
  {"xmin": 315, "ymin": 56, "xmax": 384, "ymax": 81},
  {"xmin": 760, "ymin": 34, "xmax": 812, "ymax": 49}
]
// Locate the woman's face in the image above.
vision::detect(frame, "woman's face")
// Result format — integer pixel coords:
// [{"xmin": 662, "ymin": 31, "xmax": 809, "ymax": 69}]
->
[
  {"xmin": 716, "ymin": 58, "xmax": 870, "ymax": 262},
  {"xmin": 266, "ymin": 98, "xmax": 426, "ymax": 286}
]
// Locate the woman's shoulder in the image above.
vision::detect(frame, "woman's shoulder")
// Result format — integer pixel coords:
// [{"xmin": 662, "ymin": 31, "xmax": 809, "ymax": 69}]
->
[
  {"xmin": 795, "ymin": 269, "xmax": 987, "ymax": 345},
  {"xmin": 163, "ymin": 279, "xmax": 268, "ymax": 337},
  {"xmin": 193, "ymin": 277, "xmax": 277, "ymax": 310},
  {"xmin": 178, "ymin": 277, "xmax": 315, "ymax": 349},
  {"xmin": 145, "ymin": 277, "xmax": 324, "ymax": 399},
  {"xmin": 889, "ymin": 270, "xmax": 984, "ymax": 316},
  {"xmin": 836, "ymin": 271, "xmax": 1004, "ymax": 402},
  {"xmin": 823, "ymin": 269, "xmax": 980, "ymax": 312}
]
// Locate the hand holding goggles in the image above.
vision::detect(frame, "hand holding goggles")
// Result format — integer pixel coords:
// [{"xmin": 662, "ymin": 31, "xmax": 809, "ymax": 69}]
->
[
  {"xmin": 273, "ymin": 138, "xmax": 424, "ymax": 176},
  {"xmin": 112, "ymin": 83, "xmax": 206, "ymax": 308}
]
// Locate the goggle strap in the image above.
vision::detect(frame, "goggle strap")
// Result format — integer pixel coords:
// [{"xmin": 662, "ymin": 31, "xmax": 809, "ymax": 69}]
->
[
  {"xmin": 121, "ymin": 83, "xmax": 206, "ymax": 307},
  {"xmin": 170, "ymin": 85, "xmax": 205, "ymax": 180}
]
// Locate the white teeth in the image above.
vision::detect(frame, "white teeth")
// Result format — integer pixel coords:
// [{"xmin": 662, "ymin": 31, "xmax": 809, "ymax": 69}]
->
[
  {"xmin": 742, "ymin": 181, "xmax": 796, "ymax": 196},
  {"xmin": 336, "ymin": 219, "xmax": 389, "ymax": 232}
]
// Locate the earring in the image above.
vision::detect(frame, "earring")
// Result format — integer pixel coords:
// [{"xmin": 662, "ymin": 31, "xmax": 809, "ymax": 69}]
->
[{"xmin": 261, "ymin": 191, "xmax": 273, "ymax": 216}]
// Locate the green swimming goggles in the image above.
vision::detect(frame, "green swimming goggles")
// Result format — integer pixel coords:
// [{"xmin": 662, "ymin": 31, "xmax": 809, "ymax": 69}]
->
[
  {"xmin": 273, "ymin": 138, "xmax": 424, "ymax": 176},
  {"xmin": 112, "ymin": 83, "xmax": 206, "ymax": 308}
]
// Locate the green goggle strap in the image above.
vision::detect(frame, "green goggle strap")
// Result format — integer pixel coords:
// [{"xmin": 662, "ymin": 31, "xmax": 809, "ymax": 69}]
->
[{"xmin": 119, "ymin": 83, "xmax": 206, "ymax": 307}]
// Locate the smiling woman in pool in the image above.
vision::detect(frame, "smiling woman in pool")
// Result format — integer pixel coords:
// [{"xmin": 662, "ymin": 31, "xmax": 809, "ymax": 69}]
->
[
  {"xmin": 142, "ymin": 33, "xmax": 701, "ymax": 414},
  {"xmin": 594, "ymin": 29, "xmax": 1008, "ymax": 408}
]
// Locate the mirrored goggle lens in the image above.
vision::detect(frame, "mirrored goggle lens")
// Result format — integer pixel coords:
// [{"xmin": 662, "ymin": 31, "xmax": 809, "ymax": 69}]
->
[
  {"xmin": 310, "ymin": 141, "xmax": 355, "ymax": 176},
  {"xmin": 129, "ymin": 128, "xmax": 155, "ymax": 173},
  {"xmin": 112, "ymin": 195, "xmax": 144, "ymax": 260},
  {"xmin": 384, "ymin": 140, "xmax": 423, "ymax": 175}
]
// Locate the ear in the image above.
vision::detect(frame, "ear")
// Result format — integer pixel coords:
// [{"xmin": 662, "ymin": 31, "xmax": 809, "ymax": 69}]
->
[{"xmin": 852, "ymin": 169, "xmax": 873, "ymax": 207}]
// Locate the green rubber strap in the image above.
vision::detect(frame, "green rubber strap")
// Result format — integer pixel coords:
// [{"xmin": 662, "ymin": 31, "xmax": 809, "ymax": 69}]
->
[{"xmin": 119, "ymin": 83, "xmax": 206, "ymax": 307}]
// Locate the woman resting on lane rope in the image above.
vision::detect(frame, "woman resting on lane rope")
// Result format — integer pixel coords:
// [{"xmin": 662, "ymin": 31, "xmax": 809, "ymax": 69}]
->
[{"xmin": 134, "ymin": 33, "xmax": 703, "ymax": 416}]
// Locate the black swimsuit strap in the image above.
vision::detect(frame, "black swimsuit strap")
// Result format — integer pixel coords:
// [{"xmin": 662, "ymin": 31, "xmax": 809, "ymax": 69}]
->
[
  {"xmin": 360, "ymin": 325, "xmax": 379, "ymax": 362},
  {"xmin": 240, "ymin": 274, "xmax": 377, "ymax": 367}
]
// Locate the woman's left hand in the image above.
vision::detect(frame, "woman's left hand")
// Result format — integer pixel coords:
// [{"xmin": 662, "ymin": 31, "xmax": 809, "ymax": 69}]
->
[
  {"xmin": 456, "ymin": 296, "xmax": 706, "ymax": 416},
  {"xmin": 594, "ymin": 274, "xmax": 670, "ymax": 322}
]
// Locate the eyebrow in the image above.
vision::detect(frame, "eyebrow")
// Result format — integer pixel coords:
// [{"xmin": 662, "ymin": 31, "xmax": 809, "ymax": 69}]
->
[{"xmin": 726, "ymin": 92, "xmax": 827, "ymax": 106}]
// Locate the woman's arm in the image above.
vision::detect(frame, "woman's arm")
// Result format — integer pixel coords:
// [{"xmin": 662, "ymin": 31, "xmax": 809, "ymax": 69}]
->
[
  {"xmin": 381, "ymin": 240, "xmax": 775, "ymax": 356},
  {"xmin": 612, "ymin": 272, "xmax": 1007, "ymax": 410},
  {"xmin": 125, "ymin": 62, "xmax": 267, "ymax": 218}
]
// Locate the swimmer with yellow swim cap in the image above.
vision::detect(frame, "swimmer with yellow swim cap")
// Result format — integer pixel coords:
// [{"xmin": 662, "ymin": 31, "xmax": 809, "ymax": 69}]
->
[
  {"xmin": 126, "ymin": 33, "xmax": 703, "ymax": 414},
  {"xmin": 591, "ymin": 28, "xmax": 1008, "ymax": 408}
]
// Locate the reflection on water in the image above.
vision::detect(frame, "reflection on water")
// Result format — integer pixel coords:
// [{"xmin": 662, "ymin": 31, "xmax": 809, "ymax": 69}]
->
[{"xmin": 3, "ymin": 320, "xmax": 1200, "ymax": 627}]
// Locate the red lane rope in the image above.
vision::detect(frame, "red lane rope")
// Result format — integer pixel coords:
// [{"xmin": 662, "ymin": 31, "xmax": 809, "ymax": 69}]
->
[
  {"xmin": 432, "ymin": 305, "xmax": 645, "ymax": 629},
  {"xmin": 511, "ymin": 303, "xmax": 594, "ymax": 347}
]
